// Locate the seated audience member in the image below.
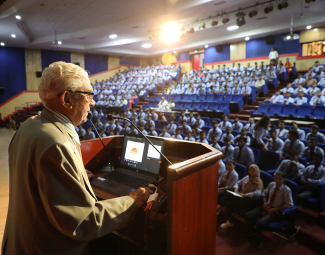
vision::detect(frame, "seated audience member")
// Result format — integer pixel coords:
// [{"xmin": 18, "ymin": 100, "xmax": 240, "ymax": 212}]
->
[
  {"xmin": 292, "ymin": 74, "xmax": 305, "ymax": 85},
  {"xmin": 148, "ymin": 124, "xmax": 158, "ymax": 136},
  {"xmin": 157, "ymin": 96, "xmax": 168, "ymax": 110},
  {"xmin": 94, "ymin": 117, "xmax": 103, "ymax": 130},
  {"xmin": 195, "ymin": 114, "xmax": 205, "ymax": 128},
  {"xmin": 232, "ymin": 83, "xmax": 241, "ymax": 95},
  {"xmin": 138, "ymin": 124, "xmax": 148, "ymax": 135},
  {"xmin": 166, "ymin": 98, "xmax": 175, "ymax": 111},
  {"xmin": 129, "ymin": 125, "xmax": 139, "ymax": 135},
  {"xmin": 138, "ymin": 108, "xmax": 146, "ymax": 120},
  {"xmin": 284, "ymin": 58, "xmax": 294, "ymax": 73},
  {"xmin": 171, "ymin": 128, "xmax": 183, "ymax": 140},
  {"xmin": 303, "ymin": 74, "xmax": 317, "ymax": 87},
  {"xmin": 255, "ymin": 75, "xmax": 265, "ymax": 97},
  {"xmin": 244, "ymin": 117, "xmax": 255, "ymax": 134},
  {"xmin": 232, "ymin": 116, "xmax": 243, "ymax": 132},
  {"xmin": 84, "ymin": 127, "xmax": 95, "ymax": 140},
  {"xmin": 121, "ymin": 122, "xmax": 131, "ymax": 135},
  {"xmin": 294, "ymin": 84, "xmax": 307, "ymax": 95},
  {"xmin": 219, "ymin": 160, "xmax": 226, "ymax": 177},
  {"xmin": 210, "ymin": 135, "xmax": 222, "ymax": 150},
  {"xmin": 128, "ymin": 92, "xmax": 138, "ymax": 108},
  {"xmin": 294, "ymin": 91, "xmax": 308, "ymax": 106},
  {"xmin": 109, "ymin": 130, "xmax": 115, "ymax": 136},
  {"xmin": 280, "ymin": 130, "xmax": 305, "ymax": 160},
  {"xmin": 221, "ymin": 137, "xmax": 235, "ymax": 160},
  {"xmin": 244, "ymin": 171, "xmax": 293, "ymax": 246},
  {"xmin": 276, "ymin": 120, "xmax": 289, "ymax": 137},
  {"xmin": 145, "ymin": 115, "xmax": 155, "ymax": 128},
  {"xmin": 184, "ymin": 131, "xmax": 195, "ymax": 142},
  {"xmin": 207, "ymin": 121, "xmax": 222, "ymax": 140},
  {"xmin": 77, "ymin": 124, "xmax": 86, "ymax": 138},
  {"xmin": 219, "ymin": 165, "xmax": 264, "ymax": 229},
  {"xmin": 178, "ymin": 111, "xmax": 188, "ymax": 123},
  {"xmin": 233, "ymin": 136, "xmax": 255, "ymax": 166},
  {"xmin": 107, "ymin": 119, "xmax": 116, "ymax": 133},
  {"xmin": 197, "ymin": 85, "xmax": 206, "ymax": 95},
  {"xmin": 305, "ymin": 125, "xmax": 325, "ymax": 144},
  {"xmin": 265, "ymin": 90, "xmax": 283, "ymax": 104},
  {"xmin": 298, "ymin": 153, "xmax": 325, "ymax": 206},
  {"xmin": 241, "ymin": 82, "xmax": 252, "ymax": 105},
  {"xmin": 290, "ymin": 122, "xmax": 305, "ymax": 140},
  {"xmin": 218, "ymin": 115, "xmax": 232, "ymax": 130},
  {"xmin": 218, "ymin": 160, "xmax": 239, "ymax": 199},
  {"xmin": 179, "ymin": 119, "xmax": 192, "ymax": 134},
  {"xmin": 159, "ymin": 125, "xmax": 171, "ymax": 138},
  {"xmin": 192, "ymin": 123, "xmax": 202, "ymax": 139},
  {"xmin": 281, "ymin": 92, "xmax": 295, "ymax": 105},
  {"xmin": 307, "ymin": 82, "xmax": 320, "ymax": 96},
  {"xmin": 265, "ymin": 129, "xmax": 284, "ymax": 153},
  {"xmin": 276, "ymin": 150, "xmax": 305, "ymax": 180},
  {"xmin": 126, "ymin": 108, "xmax": 133, "ymax": 119},
  {"xmin": 92, "ymin": 107, "xmax": 99, "ymax": 117},
  {"xmin": 187, "ymin": 112, "xmax": 196, "ymax": 125},
  {"xmin": 251, "ymin": 115, "xmax": 270, "ymax": 151},
  {"xmin": 157, "ymin": 112, "xmax": 166, "ymax": 121},
  {"xmin": 234, "ymin": 128, "xmax": 251, "ymax": 145},
  {"xmin": 99, "ymin": 129, "xmax": 106, "ymax": 138},
  {"xmin": 196, "ymin": 131, "xmax": 209, "ymax": 144},
  {"xmin": 144, "ymin": 109, "xmax": 151, "ymax": 120},
  {"xmin": 98, "ymin": 109, "xmax": 105, "ymax": 117},
  {"xmin": 310, "ymin": 90, "xmax": 325, "ymax": 106},
  {"xmin": 131, "ymin": 114, "xmax": 138, "ymax": 126},
  {"xmin": 280, "ymin": 83, "xmax": 295, "ymax": 94},
  {"xmin": 113, "ymin": 120, "xmax": 122, "ymax": 134},
  {"xmin": 300, "ymin": 137, "xmax": 324, "ymax": 163},
  {"xmin": 136, "ymin": 116, "xmax": 146, "ymax": 128},
  {"xmin": 151, "ymin": 109, "xmax": 158, "ymax": 120},
  {"xmin": 166, "ymin": 119, "xmax": 177, "ymax": 133},
  {"xmin": 220, "ymin": 127, "xmax": 235, "ymax": 143}
]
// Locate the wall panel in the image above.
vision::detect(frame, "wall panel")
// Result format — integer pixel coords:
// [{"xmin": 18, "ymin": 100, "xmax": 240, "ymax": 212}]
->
[
  {"xmin": 88, "ymin": 65, "xmax": 128, "ymax": 84},
  {"xmin": 230, "ymin": 41, "xmax": 246, "ymax": 61},
  {"xmin": 71, "ymin": 52, "xmax": 85, "ymax": 69},
  {"xmin": 25, "ymin": 49, "xmax": 42, "ymax": 91},
  {"xmin": 108, "ymin": 56, "xmax": 120, "ymax": 69},
  {"xmin": 41, "ymin": 50, "xmax": 71, "ymax": 70},
  {"xmin": 300, "ymin": 27, "xmax": 325, "ymax": 43},
  {"xmin": 85, "ymin": 53, "xmax": 108, "ymax": 75}
]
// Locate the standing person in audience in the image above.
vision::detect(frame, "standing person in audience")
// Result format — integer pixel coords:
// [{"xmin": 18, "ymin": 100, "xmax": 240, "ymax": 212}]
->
[
  {"xmin": 218, "ymin": 160, "xmax": 239, "ymax": 201},
  {"xmin": 184, "ymin": 131, "xmax": 195, "ymax": 141},
  {"xmin": 220, "ymin": 127, "xmax": 235, "ymax": 143},
  {"xmin": 195, "ymin": 114, "xmax": 205, "ymax": 128},
  {"xmin": 305, "ymin": 125, "xmax": 325, "ymax": 143},
  {"xmin": 218, "ymin": 115, "xmax": 232, "ymax": 130},
  {"xmin": 241, "ymin": 82, "xmax": 252, "ymax": 105},
  {"xmin": 159, "ymin": 125, "xmax": 171, "ymax": 138},
  {"xmin": 232, "ymin": 116, "xmax": 243, "ymax": 132},
  {"xmin": 281, "ymin": 92, "xmax": 295, "ymax": 105},
  {"xmin": 166, "ymin": 98, "xmax": 175, "ymax": 111},
  {"xmin": 171, "ymin": 128, "xmax": 183, "ymax": 140},
  {"xmin": 255, "ymin": 75, "xmax": 265, "ymax": 97},
  {"xmin": 179, "ymin": 119, "xmax": 192, "ymax": 134},
  {"xmin": 280, "ymin": 130, "xmax": 305, "ymax": 160},
  {"xmin": 266, "ymin": 69, "xmax": 277, "ymax": 89},
  {"xmin": 219, "ymin": 165, "xmax": 264, "ymax": 229},
  {"xmin": 269, "ymin": 47, "xmax": 279, "ymax": 65},
  {"xmin": 244, "ymin": 171, "xmax": 293, "ymax": 246},
  {"xmin": 84, "ymin": 126, "xmax": 95, "ymax": 140},
  {"xmin": 276, "ymin": 120, "xmax": 289, "ymax": 137},
  {"xmin": 233, "ymin": 136, "xmax": 255, "ymax": 166},
  {"xmin": 192, "ymin": 123, "xmax": 202, "ymax": 139},
  {"xmin": 245, "ymin": 117, "xmax": 255, "ymax": 134},
  {"xmin": 251, "ymin": 115, "xmax": 270, "ymax": 151},
  {"xmin": 298, "ymin": 153, "xmax": 325, "ymax": 206},
  {"xmin": 310, "ymin": 90, "xmax": 325, "ymax": 106},
  {"xmin": 280, "ymin": 83, "xmax": 295, "ymax": 94},
  {"xmin": 221, "ymin": 137, "xmax": 234, "ymax": 160},
  {"xmin": 276, "ymin": 151, "xmax": 305, "ymax": 180},
  {"xmin": 187, "ymin": 112, "xmax": 196, "ymax": 125},
  {"xmin": 166, "ymin": 119, "xmax": 177, "ymax": 133},
  {"xmin": 300, "ymin": 137, "xmax": 324, "ymax": 163},
  {"xmin": 157, "ymin": 96, "xmax": 168, "ymax": 110},
  {"xmin": 148, "ymin": 124, "xmax": 158, "ymax": 136},
  {"xmin": 210, "ymin": 135, "xmax": 222, "ymax": 150},
  {"xmin": 290, "ymin": 122, "xmax": 305, "ymax": 140},
  {"xmin": 264, "ymin": 90, "xmax": 283, "ymax": 104},
  {"xmin": 265, "ymin": 129, "xmax": 284, "ymax": 153},
  {"xmin": 197, "ymin": 131, "xmax": 209, "ymax": 144},
  {"xmin": 294, "ymin": 91, "xmax": 308, "ymax": 106},
  {"xmin": 207, "ymin": 120, "xmax": 222, "ymax": 140},
  {"xmin": 292, "ymin": 74, "xmax": 305, "ymax": 85}
]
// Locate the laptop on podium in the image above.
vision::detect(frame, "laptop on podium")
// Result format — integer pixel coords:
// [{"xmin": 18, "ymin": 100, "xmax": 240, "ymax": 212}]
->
[{"xmin": 91, "ymin": 135, "xmax": 165, "ymax": 196}]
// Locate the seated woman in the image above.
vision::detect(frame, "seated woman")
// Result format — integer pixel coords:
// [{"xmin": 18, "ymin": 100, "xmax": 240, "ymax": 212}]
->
[
  {"xmin": 157, "ymin": 112, "xmax": 166, "ymax": 121},
  {"xmin": 244, "ymin": 171, "xmax": 293, "ymax": 246},
  {"xmin": 218, "ymin": 160, "xmax": 239, "ymax": 201},
  {"xmin": 218, "ymin": 164, "xmax": 264, "ymax": 229},
  {"xmin": 166, "ymin": 98, "xmax": 175, "ymax": 111}
]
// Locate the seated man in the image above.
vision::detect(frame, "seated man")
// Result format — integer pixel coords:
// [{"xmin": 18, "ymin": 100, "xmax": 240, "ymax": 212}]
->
[
  {"xmin": 210, "ymin": 135, "xmax": 222, "ymax": 150},
  {"xmin": 276, "ymin": 150, "xmax": 305, "ymax": 180},
  {"xmin": 291, "ymin": 122, "xmax": 305, "ymax": 140},
  {"xmin": 307, "ymin": 82, "xmax": 320, "ymax": 96},
  {"xmin": 94, "ymin": 117, "xmax": 103, "ymax": 130},
  {"xmin": 232, "ymin": 115, "xmax": 243, "ymax": 132},
  {"xmin": 305, "ymin": 124, "xmax": 325, "ymax": 144},
  {"xmin": 92, "ymin": 107, "xmax": 99, "ymax": 117},
  {"xmin": 184, "ymin": 131, "xmax": 195, "ymax": 141},
  {"xmin": 241, "ymin": 82, "xmax": 252, "ymax": 105},
  {"xmin": 218, "ymin": 115, "xmax": 232, "ymax": 130},
  {"xmin": 195, "ymin": 114, "xmax": 205, "ymax": 129},
  {"xmin": 77, "ymin": 124, "xmax": 86, "ymax": 138},
  {"xmin": 166, "ymin": 119, "xmax": 177, "ymax": 133},
  {"xmin": 281, "ymin": 92, "xmax": 295, "ymax": 105},
  {"xmin": 121, "ymin": 122, "xmax": 131, "ymax": 135},
  {"xmin": 231, "ymin": 83, "xmax": 241, "ymax": 95},
  {"xmin": 234, "ymin": 128, "xmax": 251, "ymax": 145},
  {"xmin": 298, "ymin": 153, "xmax": 325, "ymax": 206},
  {"xmin": 171, "ymin": 128, "xmax": 183, "ymax": 140},
  {"xmin": 179, "ymin": 119, "xmax": 192, "ymax": 134},
  {"xmin": 244, "ymin": 171, "xmax": 293, "ymax": 246},
  {"xmin": 276, "ymin": 120, "xmax": 289, "ymax": 137},
  {"xmin": 159, "ymin": 125, "xmax": 171, "ymax": 138},
  {"xmin": 207, "ymin": 121, "xmax": 222, "ymax": 140},
  {"xmin": 187, "ymin": 112, "xmax": 196, "ymax": 125},
  {"xmin": 220, "ymin": 127, "xmax": 235, "ymax": 143},
  {"xmin": 233, "ymin": 136, "xmax": 255, "ymax": 167},
  {"xmin": 178, "ymin": 111, "xmax": 188, "ymax": 123},
  {"xmin": 151, "ymin": 110, "xmax": 158, "ymax": 120},
  {"xmin": 157, "ymin": 96, "xmax": 168, "ymax": 110},
  {"xmin": 99, "ymin": 129, "xmax": 107, "ymax": 138},
  {"xmin": 113, "ymin": 120, "xmax": 122, "ymax": 134},
  {"xmin": 292, "ymin": 74, "xmax": 305, "ymax": 85},
  {"xmin": 196, "ymin": 130, "xmax": 209, "ymax": 144},
  {"xmin": 294, "ymin": 91, "xmax": 308, "ymax": 106},
  {"xmin": 145, "ymin": 115, "xmax": 155, "ymax": 128},
  {"xmin": 265, "ymin": 128, "xmax": 284, "ymax": 153},
  {"xmin": 221, "ymin": 137, "xmax": 235, "ymax": 160},
  {"xmin": 84, "ymin": 126, "xmax": 95, "ymax": 140},
  {"xmin": 129, "ymin": 125, "xmax": 139, "ymax": 135},
  {"xmin": 192, "ymin": 123, "xmax": 202, "ymax": 139},
  {"xmin": 280, "ymin": 83, "xmax": 295, "ymax": 94},
  {"xmin": 280, "ymin": 130, "xmax": 305, "ymax": 160},
  {"xmin": 138, "ymin": 124, "xmax": 148, "ymax": 135},
  {"xmin": 218, "ymin": 159, "xmax": 239, "ymax": 199},
  {"xmin": 136, "ymin": 116, "xmax": 146, "ymax": 128},
  {"xmin": 309, "ymin": 90, "xmax": 325, "ymax": 106},
  {"xmin": 264, "ymin": 90, "xmax": 283, "ymax": 104},
  {"xmin": 255, "ymin": 75, "xmax": 265, "ymax": 97},
  {"xmin": 244, "ymin": 117, "xmax": 255, "ymax": 134},
  {"xmin": 294, "ymin": 84, "xmax": 307, "ymax": 95},
  {"xmin": 147, "ymin": 124, "xmax": 158, "ymax": 136},
  {"xmin": 300, "ymin": 137, "xmax": 324, "ymax": 163}
]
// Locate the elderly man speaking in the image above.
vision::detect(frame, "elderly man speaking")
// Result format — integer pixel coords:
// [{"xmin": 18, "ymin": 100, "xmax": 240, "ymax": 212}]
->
[{"xmin": 1, "ymin": 62, "xmax": 152, "ymax": 255}]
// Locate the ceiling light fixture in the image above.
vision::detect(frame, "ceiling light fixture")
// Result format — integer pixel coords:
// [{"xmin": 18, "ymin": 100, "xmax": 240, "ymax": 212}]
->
[
  {"xmin": 227, "ymin": 25, "xmax": 239, "ymax": 31},
  {"xmin": 205, "ymin": 44, "xmax": 209, "ymax": 48},
  {"xmin": 142, "ymin": 43, "xmax": 152, "ymax": 48},
  {"xmin": 173, "ymin": 51, "xmax": 177, "ymax": 53},
  {"xmin": 109, "ymin": 34, "xmax": 117, "ymax": 39},
  {"xmin": 15, "ymin": 15, "xmax": 21, "ymax": 20},
  {"xmin": 194, "ymin": 50, "xmax": 198, "ymax": 53},
  {"xmin": 248, "ymin": 8, "xmax": 258, "ymax": 18},
  {"xmin": 306, "ymin": 25, "xmax": 312, "ymax": 29},
  {"xmin": 11, "ymin": 34, "xmax": 16, "ymax": 38},
  {"xmin": 245, "ymin": 36, "xmax": 250, "ymax": 41},
  {"xmin": 58, "ymin": 41, "xmax": 62, "ymax": 45},
  {"xmin": 0, "ymin": 42, "xmax": 5, "ymax": 46},
  {"xmin": 314, "ymin": 28, "xmax": 318, "ymax": 31}
]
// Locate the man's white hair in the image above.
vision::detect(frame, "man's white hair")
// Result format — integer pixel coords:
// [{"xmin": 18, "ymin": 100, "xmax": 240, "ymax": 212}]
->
[{"xmin": 38, "ymin": 61, "xmax": 89, "ymax": 106}]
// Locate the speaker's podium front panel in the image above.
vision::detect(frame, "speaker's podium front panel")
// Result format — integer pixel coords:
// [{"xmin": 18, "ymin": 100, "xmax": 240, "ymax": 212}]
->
[{"xmin": 81, "ymin": 136, "xmax": 222, "ymax": 255}]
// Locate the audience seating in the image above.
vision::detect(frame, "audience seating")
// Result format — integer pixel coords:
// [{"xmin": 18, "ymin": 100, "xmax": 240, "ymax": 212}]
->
[{"xmin": 235, "ymin": 163, "xmax": 247, "ymax": 180}]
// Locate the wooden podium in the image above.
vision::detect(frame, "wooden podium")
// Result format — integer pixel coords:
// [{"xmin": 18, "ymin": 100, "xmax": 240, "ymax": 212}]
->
[{"xmin": 81, "ymin": 136, "xmax": 222, "ymax": 255}]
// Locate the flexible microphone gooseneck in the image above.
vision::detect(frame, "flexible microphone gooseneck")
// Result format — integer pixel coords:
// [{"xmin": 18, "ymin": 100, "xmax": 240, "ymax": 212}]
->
[{"xmin": 107, "ymin": 114, "xmax": 172, "ymax": 165}]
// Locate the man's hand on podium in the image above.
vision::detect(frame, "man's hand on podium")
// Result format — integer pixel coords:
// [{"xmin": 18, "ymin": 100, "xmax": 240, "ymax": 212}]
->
[{"xmin": 128, "ymin": 187, "xmax": 153, "ymax": 208}]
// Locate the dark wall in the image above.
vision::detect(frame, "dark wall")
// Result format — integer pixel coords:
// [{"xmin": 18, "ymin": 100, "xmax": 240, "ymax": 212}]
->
[
  {"xmin": 41, "ymin": 50, "xmax": 71, "ymax": 70},
  {"xmin": 204, "ymin": 44, "xmax": 231, "ymax": 64},
  {"xmin": 84, "ymin": 53, "xmax": 108, "ymax": 75}
]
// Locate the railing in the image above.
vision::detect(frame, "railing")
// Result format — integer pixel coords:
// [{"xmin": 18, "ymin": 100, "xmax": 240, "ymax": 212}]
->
[{"xmin": 14, "ymin": 101, "xmax": 39, "ymax": 112}]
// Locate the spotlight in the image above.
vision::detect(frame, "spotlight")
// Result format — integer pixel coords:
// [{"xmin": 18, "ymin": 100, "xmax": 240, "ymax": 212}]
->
[
  {"xmin": 0, "ymin": 42, "xmax": 5, "ymax": 46},
  {"xmin": 205, "ymin": 44, "xmax": 209, "ymax": 48},
  {"xmin": 278, "ymin": 3, "xmax": 283, "ymax": 10},
  {"xmin": 227, "ymin": 25, "xmax": 239, "ymax": 31},
  {"xmin": 245, "ymin": 37, "xmax": 250, "ymax": 41},
  {"xmin": 306, "ymin": 25, "xmax": 312, "ymax": 29},
  {"xmin": 222, "ymin": 17, "xmax": 229, "ymax": 24},
  {"xmin": 283, "ymin": 1, "xmax": 288, "ymax": 8},
  {"xmin": 286, "ymin": 35, "xmax": 291, "ymax": 40},
  {"xmin": 249, "ymin": 9, "xmax": 258, "ymax": 17},
  {"xmin": 236, "ymin": 16, "xmax": 246, "ymax": 27},
  {"xmin": 15, "ymin": 15, "xmax": 21, "ymax": 20},
  {"xmin": 211, "ymin": 20, "xmax": 218, "ymax": 26},
  {"xmin": 264, "ymin": 7, "xmax": 269, "ymax": 14},
  {"xmin": 11, "ymin": 34, "xmax": 16, "ymax": 38},
  {"xmin": 269, "ymin": 5, "xmax": 273, "ymax": 12}
]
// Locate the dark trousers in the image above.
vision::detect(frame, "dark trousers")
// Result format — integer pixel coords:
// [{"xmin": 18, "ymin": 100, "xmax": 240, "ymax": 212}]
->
[
  {"xmin": 297, "ymin": 186, "xmax": 318, "ymax": 206},
  {"xmin": 243, "ymin": 95, "xmax": 251, "ymax": 105},
  {"xmin": 218, "ymin": 190, "xmax": 227, "ymax": 202}
]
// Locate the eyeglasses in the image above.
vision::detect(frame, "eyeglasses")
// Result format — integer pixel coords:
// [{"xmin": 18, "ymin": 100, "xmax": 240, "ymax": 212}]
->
[{"xmin": 57, "ymin": 90, "xmax": 94, "ymax": 102}]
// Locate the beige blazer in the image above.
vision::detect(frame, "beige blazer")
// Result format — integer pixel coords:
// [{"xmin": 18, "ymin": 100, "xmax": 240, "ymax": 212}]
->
[{"xmin": 1, "ymin": 109, "xmax": 137, "ymax": 255}]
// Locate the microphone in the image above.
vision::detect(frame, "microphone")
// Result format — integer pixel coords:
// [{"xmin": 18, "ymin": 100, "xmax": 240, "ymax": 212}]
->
[{"xmin": 107, "ymin": 114, "xmax": 172, "ymax": 165}]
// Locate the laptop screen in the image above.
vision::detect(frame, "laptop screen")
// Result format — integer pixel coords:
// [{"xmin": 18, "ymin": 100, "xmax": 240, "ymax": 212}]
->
[{"xmin": 119, "ymin": 135, "xmax": 165, "ymax": 175}]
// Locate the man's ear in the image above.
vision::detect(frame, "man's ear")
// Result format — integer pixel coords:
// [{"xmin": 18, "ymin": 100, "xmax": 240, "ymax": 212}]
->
[{"xmin": 60, "ymin": 91, "xmax": 73, "ymax": 109}]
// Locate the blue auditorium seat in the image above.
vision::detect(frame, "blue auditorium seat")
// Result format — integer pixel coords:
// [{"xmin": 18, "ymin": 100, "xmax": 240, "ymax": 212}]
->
[
  {"xmin": 201, "ymin": 117, "xmax": 210, "ymax": 127},
  {"xmin": 312, "ymin": 105, "xmax": 325, "ymax": 118},
  {"xmin": 233, "ymin": 94, "xmax": 244, "ymax": 110},
  {"xmin": 200, "ymin": 102, "xmax": 210, "ymax": 110},
  {"xmin": 299, "ymin": 127, "xmax": 310, "ymax": 137},
  {"xmin": 260, "ymin": 170, "xmax": 273, "ymax": 188},
  {"xmin": 202, "ymin": 126, "xmax": 211, "ymax": 134},
  {"xmin": 209, "ymin": 102, "xmax": 219, "ymax": 111},
  {"xmin": 188, "ymin": 102, "xmax": 199, "ymax": 111},
  {"xmin": 211, "ymin": 118, "xmax": 221, "ymax": 124},
  {"xmin": 279, "ymin": 104, "xmax": 298, "ymax": 117},
  {"xmin": 248, "ymin": 146, "xmax": 261, "ymax": 165},
  {"xmin": 189, "ymin": 95, "xmax": 198, "ymax": 101},
  {"xmin": 265, "ymin": 103, "xmax": 283, "ymax": 116},
  {"xmin": 206, "ymin": 94, "xmax": 214, "ymax": 101},
  {"xmin": 218, "ymin": 102, "xmax": 230, "ymax": 115},
  {"xmin": 235, "ymin": 163, "xmax": 247, "ymax": 180},
  {"xmin": 292, "ymin": 105, "xmax": 313, "ymax": 118},
  {"xmin": 182, "ymin": 95, "xmax": 191, "ymax": 101},
  {"xmin": 174, "ymin": 95, "xmax": 182, "ymax": 101},
  {"xmin": 197, "ymin": 94, "xmax": 206, "ymax": 101},
  {"xmin": 224, "ymin": 94, "xmax": 233, "ymax": 101},
  {"xmin": 183, "ymin": 101, "xmax": 193, "ymax": 109},
  {"xmin": 259, "ymin": 150, "xmax": 280, "ymax": 171},
  {"xmin": 174, "ymin": 101, "xmax": 184, "ymax": 110},
  {"xmin": 214, "ymin": 94, "xmax": 224, "ymax": 101},
  {"xmin": 252, "ymin": 103, "xmax": 270, "ymax": 115}
]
